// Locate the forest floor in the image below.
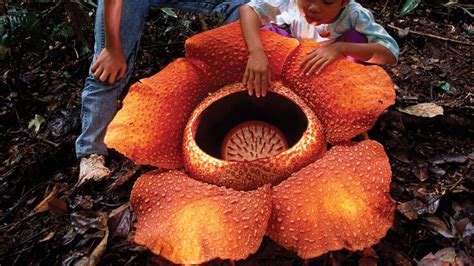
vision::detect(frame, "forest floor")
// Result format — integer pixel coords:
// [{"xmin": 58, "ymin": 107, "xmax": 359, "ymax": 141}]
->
[{"xmin": 0, "ymin": 1, "xmax": 472, "ymax": 265}]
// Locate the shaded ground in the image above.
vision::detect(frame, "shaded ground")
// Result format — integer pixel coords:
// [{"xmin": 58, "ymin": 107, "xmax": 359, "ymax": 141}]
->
[{"xmin": 0, "ymin": 1, "xmax": 472, "ymax": 265}]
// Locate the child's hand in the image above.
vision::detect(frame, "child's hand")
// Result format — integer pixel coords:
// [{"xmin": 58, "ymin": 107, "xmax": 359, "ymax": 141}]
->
[
  {"xmin": 91, "ymin": 48, "xmax": 127, "ymax": 84},
  {"xmin": 300, "ymin": 43, "xmax": 343, "ymax": 75},
  {"xmin": 243, "ymin": 50, "xmax": 271, "ymax": 97}
]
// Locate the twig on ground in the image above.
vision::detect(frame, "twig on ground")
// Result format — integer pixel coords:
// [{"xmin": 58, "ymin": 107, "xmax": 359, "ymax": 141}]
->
[
  {"xmin": 31, "ymin": 0, "xmax": 63, "ymax": 28},
  {"xmin": 14, "ymin": 107, "xmax": 21, "ymax": 128},
  {"xmin": 13, "ymin": 226, "xmax": 53, "ymax": 247},
  {"xmin": 198, "ymin": 14, "xmax": 208, "ymax": 31},
  {"xmin": 447, "ymin": 46, "xmax": 464, "ymax": 57},
  {"xmin": 388, "ymin": 24, "xmax": 474, "ymax": 46},
  {"xmin": 142, "ymin": 42, "xmax": 184, "ymax": 49},
  {"xmin": 107, "ymin": 165, "xmax": 141, "ymax": 191},
  {"xmin": 0, "ymin": 212, "xmax": 37, "ymax": 232},
  {"xmin": 449, "ymin": 160, "xmax": 472, "ymax": 191},
  {"xmin": 0, "ymin": 183, "xmax": 45, "ymax": 224},
  {"xmin": 381, "ymin": 0, "xmax": 390, "ymax": 14},
  {"xmin": 37, "ymin": 137, "xmax": 60, "ymax": 147},
  {"xmin": 449, "ymin": 174, "xmax": 464, "ymax": 191}
]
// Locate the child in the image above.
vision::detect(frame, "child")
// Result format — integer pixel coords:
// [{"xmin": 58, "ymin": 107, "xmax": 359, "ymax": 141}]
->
[
  {"xmin": 76, "ymin": 0, "xmax": 248, "ymax": 187},
  {"xmin": 240, "ymin": 0, "xmax": 399, "ymax": 98}
]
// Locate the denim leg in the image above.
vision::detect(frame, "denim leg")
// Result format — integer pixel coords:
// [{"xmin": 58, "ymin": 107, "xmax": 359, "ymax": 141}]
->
[
  {"xmin": 75, "ymin": 0, "xmax": 151, "ymax": 159},
  {"xmin": 153, "ymin": 0, "xmax": 249, "ymax": 24}
]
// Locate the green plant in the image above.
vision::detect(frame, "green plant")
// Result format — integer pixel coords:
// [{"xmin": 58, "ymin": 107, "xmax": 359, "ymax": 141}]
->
[{"xmin": 400, "ymin": 0, "xmax": 422, "ymax": 15}]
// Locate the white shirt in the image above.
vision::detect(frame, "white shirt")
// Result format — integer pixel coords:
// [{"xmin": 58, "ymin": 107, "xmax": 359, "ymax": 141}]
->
[{"xmin": 247, "ymin": 0, "xmax": 400, "ymax": 60}]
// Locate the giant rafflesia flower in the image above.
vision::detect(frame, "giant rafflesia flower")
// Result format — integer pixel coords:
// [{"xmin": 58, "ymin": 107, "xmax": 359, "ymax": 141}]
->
[{"xmin": 105, "ymin": 22, "xmax": 396, "ymax": 264}]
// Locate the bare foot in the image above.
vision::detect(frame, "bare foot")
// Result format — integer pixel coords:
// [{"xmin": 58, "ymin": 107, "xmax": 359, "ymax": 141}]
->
[{"xmin": 76, "ymin": 154, "xmax": 111, "ymax": 187}]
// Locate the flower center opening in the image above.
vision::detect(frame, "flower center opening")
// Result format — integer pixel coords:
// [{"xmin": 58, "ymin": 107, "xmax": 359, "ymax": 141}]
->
[{"xmin": 195, "ymin": 91, "xmax": 308, "ymax": 161}]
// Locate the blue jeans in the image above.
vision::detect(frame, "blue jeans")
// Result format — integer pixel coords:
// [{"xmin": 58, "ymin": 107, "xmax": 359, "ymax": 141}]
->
[{"xmin": 75, "ymin": 0, "xmax": 248, "ymax": 158}]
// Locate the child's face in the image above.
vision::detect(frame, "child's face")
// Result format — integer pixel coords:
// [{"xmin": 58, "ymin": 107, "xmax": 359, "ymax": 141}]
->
[{"xmin": 298, "ymin": 0, "xmax": 349, "ymax": 25}]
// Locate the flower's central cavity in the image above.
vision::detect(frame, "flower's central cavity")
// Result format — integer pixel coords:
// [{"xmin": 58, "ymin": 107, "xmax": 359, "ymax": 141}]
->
[
  {"xmin": 195, "ymin": 91, "xmax": 308, "ymax": 160},
  {"xmin": 183, "ymin": 83, "xmax": 326, "ymax": 191}
]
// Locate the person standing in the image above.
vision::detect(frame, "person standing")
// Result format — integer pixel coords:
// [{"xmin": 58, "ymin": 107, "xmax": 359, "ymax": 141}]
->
[{"xmin": 76, "ymin": 0, "xmax": 248, "ymax": 186}]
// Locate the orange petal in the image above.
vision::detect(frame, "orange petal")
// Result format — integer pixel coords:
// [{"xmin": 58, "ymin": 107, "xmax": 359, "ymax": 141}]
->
[
  {"xmin": 185, "ymin": 21, "xmax": 298, "ymax": 86},
  {"xmin": 267, "ymin": 140, "xmax": 395, "ymax": 259},
  {"xmin": 282, "ymin": 41, "xmax": 395, "ymax": 143},
  {"xmin": 131, "ymin": 170, "xmax": 272, "ymax": 264},
  {"xmin": 105, "ymin": 58, "xmax": 215, "ymax": 168}
]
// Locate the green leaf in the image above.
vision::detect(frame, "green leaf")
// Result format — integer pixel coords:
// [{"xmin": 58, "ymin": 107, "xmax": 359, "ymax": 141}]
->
[
  {"xmin": 80, "ymin": 46, "xmax": 91, "ymax": 57},
  {"xmin": 28, "ymin": 114, "xmax": 45, "ymax": 133},
  {"xmin": 179, "ymin": 19, "xmax": 192, "ymax": 29},
  {"xmin": 5, "ymin": 8, "xmax": 38, "ymax": 31},
  {"xmin": 63, "ymin": 71, "xmax": 71, "ymax": 79},
  {"xmin": 160, "ymin": 8, "xmax": 177, "ymax": 18},
  {"xmin": 80, "ymin": 0, "xmax": 97, "ymax": 8},
  {"xmin": 400, "ymin": 0, "xmax": 421, "ymax": 15},
  {"xmin": 2, "ymin": 7, "xmax": 44, "ymax": 49},
  {"xmin": 432, "ymin": 80, "xmax": 451, "ymax": 92},
  {"xmin": 53, "ymin": 22, "xmax": 74, "ymax": 39},
  {"xmin": 443, "ymin": 2, "xmax": 474, "ymax": 18},
  {"xmin": 164, "ymin": 25, "xmax": 176, "ymax": 34},
  {"xmin": 0, "ymin": 16, "xmax": 8, "ymax": 42}
]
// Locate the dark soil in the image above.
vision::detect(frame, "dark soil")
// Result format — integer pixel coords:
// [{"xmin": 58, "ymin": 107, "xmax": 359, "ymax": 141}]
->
[{"xmin": 0, "ymin": 1, "xmax": 472, "ymax": 265}]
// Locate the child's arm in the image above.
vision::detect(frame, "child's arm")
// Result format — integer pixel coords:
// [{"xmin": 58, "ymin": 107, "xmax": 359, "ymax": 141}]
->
[
  {"xmin": 300, "ymin": 42, "xmax": 396, "ymax": 75},
  {"xmin": 301, "ymin": 4, "xmax": 398, "ymax": 75},
  {"xmin": 240, "ymin": 5, "xmax": 271, "ymax": 98},
  {"xmin": 90, "ymin": 0, "xmax": 127, "ymax": 84}
]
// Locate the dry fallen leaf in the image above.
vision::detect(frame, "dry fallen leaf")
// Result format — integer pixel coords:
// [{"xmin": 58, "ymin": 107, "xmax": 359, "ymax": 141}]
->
[
  {"xmin": 33, "ymin": 185, "xmax": 59, "ymax": 213},
  {"xmin": 48, "ymin": 198, "xmax": 68, "ymax": 216},
  {"xmin": 429, "ymin": 154, "xmax": 468, "ymax": 165},
  {"xmin": 422, "ymin": 215, "xmax": 455, "ymax": 238},
  {"xmin": 108, "ymin": 202, "xmax": 131, "ymax": 238},
  {"xmin": 39, "ymin": 231, "xmax": 56, "ymax": 243},
  {"xmin": 397, "ymin": 196, "xmax": 441, "ymax": 220},
  {"xmin": 417, "ymin": 247, "xmax": 473, "ymax": 266},
  {"xmin": 74, "ymin": 212, "xmax": 109, "ymax": 266},
  {"xmin": 28, "ymin": 114, "xmax": 45, "ymax": 133},
  {"xmin": 107, "ymin": 165, "xmax": 140, "ymax": 191},
  {"xmin": 398, "ymin": 103, "xmax": 444, "ymax": 118},
  {"xmin": 461, "ymin": 222, "xmax": 474, "ymax": 238},
  {"xmin": 359, "ymin": 248, "xmax": 379, "ymax": 266},
  {"xmin": 398, "ymin": 26, "xmax": 410, "ymax": 38}
]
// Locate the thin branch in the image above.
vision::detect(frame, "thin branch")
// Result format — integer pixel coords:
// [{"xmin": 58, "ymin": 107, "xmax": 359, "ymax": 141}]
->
[
  {"xmin": 198, "ymin": 14, "xmax": 208, "ymax": 31},
  {"xmin": 37, "ymin": 137, "xmax": 60, "ymax": 147},
  {"xmin": 31, "ymin": 0, "xmax": 63, "ymax": 28},
  {"xmin": 142, "ymin": 42, "xmax": 184, "ymax": 49},
  {"xmin": 388, "ymin": 24, "xmax": 474, "ymax": 46}
]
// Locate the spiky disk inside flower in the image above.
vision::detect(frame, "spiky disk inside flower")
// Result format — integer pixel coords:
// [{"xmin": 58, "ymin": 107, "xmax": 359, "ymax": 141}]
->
[
  {"xmin": 221, "ymin": 120, "xmax": 289, "ymax": 161},
  {"xmin": 185, "ymin": 21, "xmax": 299, "ymax": 86},
  {"xmin": 282, "ymin": 40, "xmax": 395, "ymax": 143},
  {"xmin": 105, "ymin": 58, "xmax": 216, "ymax": 169},
  {"xmin": 267, "ymin": 140, "xmax": 395, "ymax": 259},
  {"xmin": 131, "ymin": 170, "xmax": 272, "ymax": 264}
]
